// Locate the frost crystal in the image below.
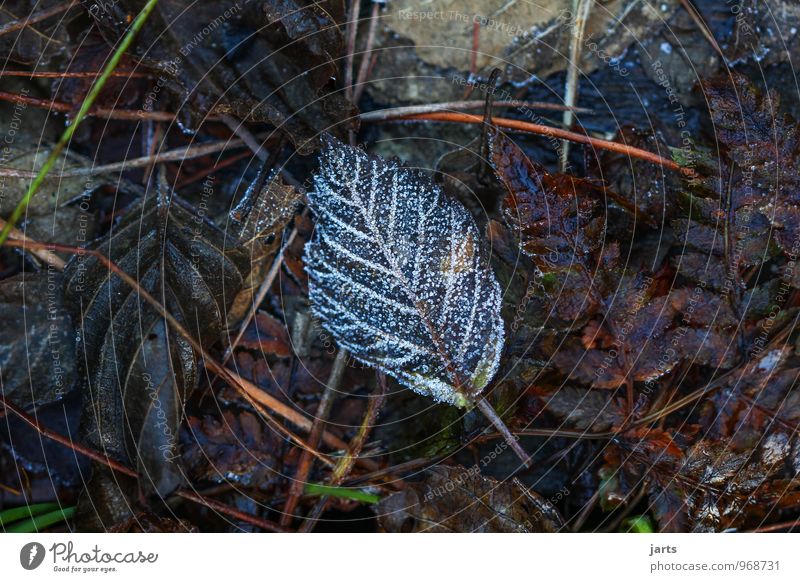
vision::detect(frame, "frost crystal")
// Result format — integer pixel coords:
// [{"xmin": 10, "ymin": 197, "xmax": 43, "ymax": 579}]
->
[{"xmin": 304, "ymin": 138, "xmax": 505, "ymax": 406}]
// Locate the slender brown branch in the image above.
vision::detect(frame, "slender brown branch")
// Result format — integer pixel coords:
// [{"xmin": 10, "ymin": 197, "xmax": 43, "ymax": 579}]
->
[
  {"xmin": 173, "ymin": 490, "xmax": 286, "ymax": 532},
  {"xmin": 359, "ymin": 100, "xmax": 590, "ymax": 122},
  {"xmin": 0, "ymin": 135, "xmax": 265, "ymax": 179},
  {"xmin": 476, "ymin": 398, "xmax": 531, "ymax": 468},
  {"xmin": 560, "ymin": 0, "xmax": 592, "ymax": 171},
  {"xmin": 281, "ymin": 349, "xmax": 347, "ymax": 526},
  {"xmin": 679, "ymin": 0, "xmax": 725, "ymax": 61},
  {"xmin": 174, "ymin": 150, "xmax": 253, "ymax": 189},
  {"xmin": 343, "ymin": 0, "xmax": 359, "ymax": 97},
  {"xmin": 220, "ymin": 113, "xmax": 268, "ymax": 162},
  {"xmin": 0, "ymin": 394, "xmax": 136, "ymax": 477},
  {"xmin": 300, "ymin": 371, "xmax": 389, "ymax": 532},
  {"xmin": 0, "ymin": 90, "xmax": 180, "ymax": 122},
  {"xmin": 0, "ymin": 0, "xmax": 77, "ymax": 37},
  {"xmin": 392, "ymin": 111, "xmax": 687, "ymax": 174},
  {"xmin": 0, "ymin": 70, "xmax": 148, "ymax": 79},
  {"xmin": 571, "ymin": 487, "xmax": 600, "ymax": 532}
]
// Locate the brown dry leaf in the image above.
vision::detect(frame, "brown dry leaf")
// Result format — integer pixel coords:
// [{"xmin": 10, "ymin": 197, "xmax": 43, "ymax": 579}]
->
[
  {"xmin": 383, "ymin": 0, "xmax": 675, "ymax": 83},
  {"xmin": 181, "ymin": 410, "xmax": 282, "ymax": 491},
  {"xmin": 489, "ymin": 127, "xmax": 608, "ymax": 322}
]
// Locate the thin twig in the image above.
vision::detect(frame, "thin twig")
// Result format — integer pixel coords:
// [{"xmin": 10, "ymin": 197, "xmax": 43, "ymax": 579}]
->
[
  {"xmin": 220, "ymin": 113, "xmax": 269, "ymax": 162},
  {"xmin": 0, "ymin": 70, "xmax": 148, "ymax": 79},
  {"xmin": 571, "ymin": 487, "xmax": 600, "ymax": 531},
  {"xmin": 173, "ymin": 490, "xmax": 287, "ymax": 532},
  {"xmin": 300, "ymin": 371, "xmax": 389, "ymax": 531},
  {"xmin": 0, "ymin": 218, "xmax": 66, "ymax": 269},
  {"xmin": 0, "ymin": 90, "xmax": 178, "ymax": 122},
  {"xmin": 0, "ymin": 135, "xmax": 266, "ymax": 179},
  {"xmin": 0, "ymin": 0, "xmax": 77, "ymax": 37},
  {"xmin": 343, "ymin": 0, "xmax": 359, "ymax": 103},
  {"xmin": 352, "ymin": 1, "xmax": 381, "ymax": 104},
  {"xmin": 359, "ymin": 100, "xmax": 590, "ymax": 122},
  {"xmin": 679, "ymin": 0, "xmax": 726, "ymax": 61},
  {"xmin": 281, "ymin": 349, "xmax": 348, "ymax": 527},
  {"xmin": 462, "ymin": 19, "xmax": 480, "ymax": 99},
  {"xmin": 141, "ymin": 121, "xmax": 163, "ymax": 186},
  {"xmin": 174, "ymin": 150, "xmax": 253, "ymax": 189},
  {"xmin": 476, "ymin": 398, "xmax": 531, "ymax": 468}
]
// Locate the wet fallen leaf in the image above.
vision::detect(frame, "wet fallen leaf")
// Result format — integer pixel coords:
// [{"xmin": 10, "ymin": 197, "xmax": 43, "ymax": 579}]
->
[
  {"xmin": 0, "ymin": 273, "xmax": 75, "ymax": 411},
  {"xmin": 376, "ymin": 465, "xmax": 564, "ymax": 532}
]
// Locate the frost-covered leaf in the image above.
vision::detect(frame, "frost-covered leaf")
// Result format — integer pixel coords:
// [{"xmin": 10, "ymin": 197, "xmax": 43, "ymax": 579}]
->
[{"xmin": 304, "ymin": 138, "xmax": 504, "ymax": 407}]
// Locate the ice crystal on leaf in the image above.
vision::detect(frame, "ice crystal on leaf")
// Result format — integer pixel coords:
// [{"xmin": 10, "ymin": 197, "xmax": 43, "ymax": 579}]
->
[{"xmin": 304, "ymin": 138, "xmax": 505, "ymax": 407}]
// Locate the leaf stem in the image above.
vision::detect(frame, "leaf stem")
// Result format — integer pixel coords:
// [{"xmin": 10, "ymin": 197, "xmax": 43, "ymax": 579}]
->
[
  {"xmin": 0, "ymin": 0, "xmax": 159, "ymax": 246},
  {"xmin": 475, "ymin": 398, "xmax": 531, "ymax": 468}
]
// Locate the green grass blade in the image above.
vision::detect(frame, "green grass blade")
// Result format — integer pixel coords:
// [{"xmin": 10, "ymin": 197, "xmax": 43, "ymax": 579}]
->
[
  {"xmin": 4, "ymin": 506, "xmax": 76, "ymax": 533},
  {"xmin": 0, "ymin": 502, "xmax": 61, "ymax": 527},
  {"xmin": 0, "ymin": 0, "xmax": 160, "ymax": 246},
  {"xmin": 304, "ymin": 483, "xmax": 381, "ymax": 504}
]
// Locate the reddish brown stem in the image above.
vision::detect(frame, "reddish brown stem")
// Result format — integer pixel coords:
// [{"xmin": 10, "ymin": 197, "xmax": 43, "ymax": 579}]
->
[
  {"xmin": 281, "ymin": 350, "xmax": 346, "ymax": 526},
  {"xmin": 396, "ymin": 111, "xmax": 688, "ymax": 175},
  {"xmin": 352, "ymin": 1, "xmax": 380, "ymax": 104},
  {"xmin": 299, "ymin": 371, "xmax": 389, "ymax": 532},
  {"xmin": 174, "ymin": 490, "xmax": 286, "ymax": 532},
  {"xmin": 174, "ymin": 150, "xmax": 253, "ymax": 189},
  {"xmin": 0, "ymin": 90, "xmax": 182, "ymax": 122}
]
